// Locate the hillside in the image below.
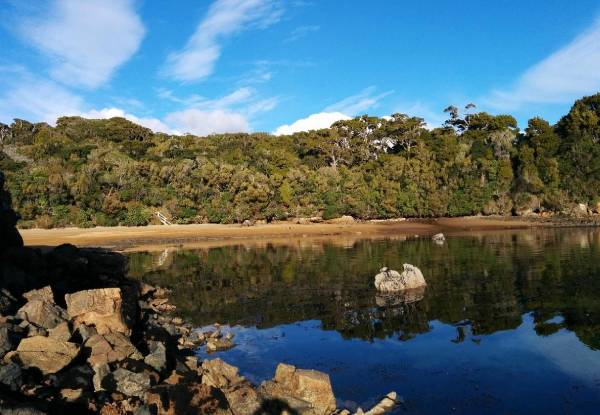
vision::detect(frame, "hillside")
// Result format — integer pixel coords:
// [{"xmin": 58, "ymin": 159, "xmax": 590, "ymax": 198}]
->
[{"xmin": 1, "ymin": 94, "xmax": 600, "ymax": 228}]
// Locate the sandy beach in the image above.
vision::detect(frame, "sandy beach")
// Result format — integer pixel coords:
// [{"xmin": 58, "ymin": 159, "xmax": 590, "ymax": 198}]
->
[{"xmin": 19, "ymin": 217, "xmax": 538, "ymax": 251}]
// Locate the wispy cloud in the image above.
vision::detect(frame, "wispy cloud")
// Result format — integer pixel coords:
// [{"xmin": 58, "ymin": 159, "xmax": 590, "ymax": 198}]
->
[
  {"xmin": 0, "ymin": 67, "xmax": 83, "ymax": 123},
  {"xmin": 164, "ymin": 0, "xmax": 283, "ymax": 82},
  {"xmin": 324, "ymin": 86, "xmax": 394, "ymax": 115},
  {"xmin": 487, "ymin": 18, "xmax": 600, "ymax": 110},
  {"xmin": 16, "ymin": 0, "xmax": 145, "ymax": 89},
  {"xmin": 284, "ymin": 25, "xmax": 319, "ymax": 43}
]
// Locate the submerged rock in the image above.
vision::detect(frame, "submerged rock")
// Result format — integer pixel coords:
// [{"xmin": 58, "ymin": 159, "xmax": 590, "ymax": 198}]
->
[{"xmin": 374, "ymin": 265, "xmax": 426, "ymax": 292}]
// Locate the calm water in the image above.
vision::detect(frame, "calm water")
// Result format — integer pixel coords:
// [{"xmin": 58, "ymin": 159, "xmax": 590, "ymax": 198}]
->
[{"xmin": 127, "ymin": 229, "xmax": 600, "ymax": 414}]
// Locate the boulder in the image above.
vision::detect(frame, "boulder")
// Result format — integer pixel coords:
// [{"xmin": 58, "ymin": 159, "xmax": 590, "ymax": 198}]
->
[
  {"xmin": 374, "ymin": 265, "xmax": 426, "ymax": 292},
  {"xmin": 16, "ymin": 288, "xmax": 68, "ymax": 330},
  {"xmin": 259, "ymin": 363, "xmax": 336, "ymax": 415},
  {"xmin": 65, "ymin": 288, "xmax": 130, "ymax": 335},
  {"xmin": 202, "ymin": 358, "xmax": 261, "ymax": 415},
  {"xmin": 206, "ymin": 337, "xmax": 234, "ymax": 353},
  {"xmin": 23, "ymin": 286, "xmax": 54, "ymax": 303},
  {"xmin": 48, "ymin": 321, "xmax": 72, "ymax": 342},
  {"xmin": 201, "ymin": 358, "xmax": 245, "ymax": 389},
  {"xmin": 144, "ymin": 341, "xmax": 167, "ymax": 373},
  {"xmin": 0, "ymin": 362, "xmax": 22, "ymax": 391},
  {"xmin": 145, "ymin": 382, "xmax": 229, "ymax": 415},
  {"xmin": 431, "ymin": 233, "xmax": 445, "ymax": 245},
  {"xmin": 15, "ymin": 336, "xmax": 80, "ymax": 374},
  {"xmin": 110, "ymin": 368, "xmax": 151, "ymax": 398},
  {"xmin": 363, "ymin": 391, "xmax": 398, "ymax": 415},
  {"xmin": 85, "ymin": 332, "xmax": 142, "ymax": 367}
]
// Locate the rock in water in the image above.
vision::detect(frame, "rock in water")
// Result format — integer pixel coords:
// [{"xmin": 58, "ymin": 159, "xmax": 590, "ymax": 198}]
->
[
  {"xmin": 259, "ymin": 363, "xmax": 337, "ymax": 415},
  {"xmin": 65, "ymin": 288, "xmax": 130, "ymax": 335},
  {"xmin": 15, "ymin": 336, "xmax": 80, "ymax": 374},
  {"xmin": 374, "ymin": 265, "xmax": 426, "ymax": 292},
  {"xmin": 432, "ymin": 233, "xmax": 445, "ymax": 245}
]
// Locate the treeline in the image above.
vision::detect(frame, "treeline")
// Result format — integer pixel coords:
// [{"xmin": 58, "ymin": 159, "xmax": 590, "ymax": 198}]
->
[{"xmin": 1, "ymin": 94, "xmax": 600, "ymax": 228}]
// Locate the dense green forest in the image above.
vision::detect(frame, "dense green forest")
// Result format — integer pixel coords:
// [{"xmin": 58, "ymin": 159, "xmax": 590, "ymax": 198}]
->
[{"xmin": 1, "ymin": 93, "xmax": 600, "ymax": 228}]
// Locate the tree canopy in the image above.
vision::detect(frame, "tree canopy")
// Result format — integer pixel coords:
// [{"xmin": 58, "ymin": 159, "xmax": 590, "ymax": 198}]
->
[{"xmin": 1, "ymin": 93, "xmax": 599, "ymax": 228}]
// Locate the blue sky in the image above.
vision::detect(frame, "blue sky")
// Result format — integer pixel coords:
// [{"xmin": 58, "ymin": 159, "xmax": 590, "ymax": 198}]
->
[{"xmin": 1, "ymin": 0, "xmax": 600, "ymax": 135}]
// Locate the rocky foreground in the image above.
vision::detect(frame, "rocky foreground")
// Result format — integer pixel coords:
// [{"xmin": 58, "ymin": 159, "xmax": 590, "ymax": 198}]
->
[{"xmin": 0, "ymin": 243, "xmax": 398, "ymax": 414}]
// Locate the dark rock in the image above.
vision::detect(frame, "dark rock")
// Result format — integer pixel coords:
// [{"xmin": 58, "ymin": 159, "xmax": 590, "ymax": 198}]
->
[
  {"xmin": 0, "ymin": 324, "xmax": 17, "ymax": 358},
  {"xmin": 0, "ymin": 362, "xmax": 22, "ymax": 391},
  {"xmin": 0, "ymin": 289, "xmax": 18, "ymax": 315},
  {"xmin": 0, "ymin": 171, "xmax": 23, "ymax": 250},
  {"xmin": 57, "ymin": 365, "xmax": 94, "ymax": 391}
]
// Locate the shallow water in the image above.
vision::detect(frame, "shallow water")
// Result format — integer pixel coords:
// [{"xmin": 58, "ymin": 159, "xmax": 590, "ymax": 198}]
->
[{"xmin": 128, "ymin": 229, "xmax": 600, "ymax": 414}]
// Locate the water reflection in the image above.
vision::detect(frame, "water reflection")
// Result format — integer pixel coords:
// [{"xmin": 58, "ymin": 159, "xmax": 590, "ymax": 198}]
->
[
  {"xmin": 128, "ymin": 229, "xmax": 600, "ymax": 350},
  {"xmin": 128, "ymin": 229, "xmax": 600, "ymax": 413}
]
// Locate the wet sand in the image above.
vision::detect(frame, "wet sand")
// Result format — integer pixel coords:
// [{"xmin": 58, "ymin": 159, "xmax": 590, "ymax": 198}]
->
[{"xmin": 19, "ymin": 217, "xmax": 537, "ymax": 251}]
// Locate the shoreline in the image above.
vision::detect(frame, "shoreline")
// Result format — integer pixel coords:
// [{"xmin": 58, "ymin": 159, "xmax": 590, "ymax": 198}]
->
[{"xmin": 17, "ymin": 216, "xmax": 553, "ymax": 251}]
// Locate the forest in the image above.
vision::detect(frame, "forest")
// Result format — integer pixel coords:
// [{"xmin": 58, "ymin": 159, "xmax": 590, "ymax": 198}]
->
[{"xmin": 1, "ymin": 93, "xmax": 599, "ymax": 228}]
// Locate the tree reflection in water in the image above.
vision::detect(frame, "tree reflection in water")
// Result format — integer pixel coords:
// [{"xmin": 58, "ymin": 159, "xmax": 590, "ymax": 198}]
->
[{"xmin": 127, "ymin": 229, "xmax": 600, "ymax": 350}]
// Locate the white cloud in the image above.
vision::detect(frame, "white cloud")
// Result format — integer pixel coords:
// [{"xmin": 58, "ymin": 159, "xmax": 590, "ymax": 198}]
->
[
  {"xmin": 487, "ymin": 18, "xmax": 600, "ymax": 109},
  {"xmin": 165, "ymin": 109, "xmax": 250, "ymax": 135},
  {"xmin": 81, "ymin": 108, "xmax": 170, "ymax": 133},
  {"xmin": 284, "ymin": 25, "xmax": 319, "ymax": 43},
  {"xmin": 324, "ymin": 86, "xmax": 393, "ymax": 115},
  {"xmin": 17, "ymin": 0, "xmax": 145, "ymax": 89},
  {"xmin": 274, "ymin": 112, "xmax": 350, "ymax": 135},
  {"xmin": 164, "ymin": 0, "xmax": 283, "ymax": 82},
  {"xmin": 274, "ymin": 87, "xmax": 393, "ymax": 135}
]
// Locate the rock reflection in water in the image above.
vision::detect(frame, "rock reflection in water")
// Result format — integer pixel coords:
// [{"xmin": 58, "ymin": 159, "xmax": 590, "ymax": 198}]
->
[
  {"xmin": 128, "ymin": 228, "xmax": 600, "ymax": 349},
  {"xmin": 128, "ymin": 229, "xmax": 600, "ymax": 414}
]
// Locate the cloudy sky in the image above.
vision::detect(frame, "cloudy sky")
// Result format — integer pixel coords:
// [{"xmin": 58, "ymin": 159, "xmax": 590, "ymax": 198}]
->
[{"xmin": 1, "ymin": 0, "xmax": 600, "ymax": 135}]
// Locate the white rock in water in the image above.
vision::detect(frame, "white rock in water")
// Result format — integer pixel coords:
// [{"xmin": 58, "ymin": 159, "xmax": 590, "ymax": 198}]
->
[
  {"xmin": 432, "ymin": 233, "xmax": 445, "ymax": 244},
  {"xmin": 374, "ymin": 265, "xmax": 426, "ymax": 292}
]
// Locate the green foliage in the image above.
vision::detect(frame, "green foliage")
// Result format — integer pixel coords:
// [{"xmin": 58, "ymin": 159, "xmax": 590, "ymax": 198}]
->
[
  {"xmin": 123, "ymin": 205, "xmax": 151, "ymax": 226},
  {"xmin": 2, "ymin": 95, "xmax": 600, "ymax": 228}
]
